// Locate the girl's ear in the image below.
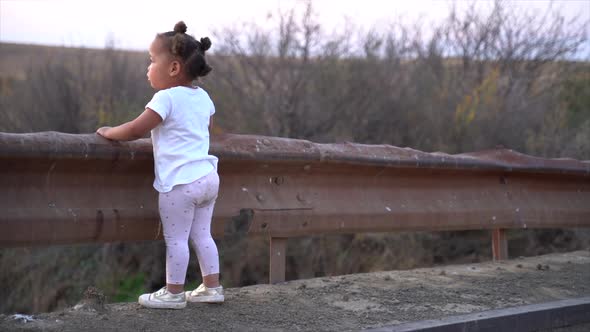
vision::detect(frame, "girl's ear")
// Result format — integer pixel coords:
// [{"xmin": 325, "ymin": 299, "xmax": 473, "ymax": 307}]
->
[{"xmin": 169, "ymin": 60, "xmax": 181, "ymax": 77}]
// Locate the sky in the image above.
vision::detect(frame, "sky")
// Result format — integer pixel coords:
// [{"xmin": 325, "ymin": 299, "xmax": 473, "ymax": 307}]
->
[{"xmin": 0, "ymin": 0, "xmax": 589, "ymax": 52}]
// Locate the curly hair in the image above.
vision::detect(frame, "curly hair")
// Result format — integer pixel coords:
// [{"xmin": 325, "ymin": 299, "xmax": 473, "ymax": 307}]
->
[{"xmin": 156, "ymin": 21, "xmax": 212, "ymax": 79}]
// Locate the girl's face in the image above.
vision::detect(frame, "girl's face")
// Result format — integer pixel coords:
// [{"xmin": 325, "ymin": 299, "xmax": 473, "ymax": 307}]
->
[{"xmin": 147, "ymin": 39, "xmax": 178, "ymax": 90}]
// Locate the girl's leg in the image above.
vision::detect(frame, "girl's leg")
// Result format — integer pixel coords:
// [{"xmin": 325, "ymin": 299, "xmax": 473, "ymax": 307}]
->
[
  {"xmin": 159, "ymin": 186, "xmax": 195, "ymax": 293},
  {"xmin": 188, "ymin": 171, "xmax": 221, "ymax": 287},
  {"xmin": 190, "ymin": 198, "xmax": 220, "ymax": 287}
]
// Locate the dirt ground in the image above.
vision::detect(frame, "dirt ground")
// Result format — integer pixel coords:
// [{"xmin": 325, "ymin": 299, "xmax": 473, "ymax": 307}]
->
[{"xmin": 2, "ymin": 250, "xmax": 589, "ymax": 332}]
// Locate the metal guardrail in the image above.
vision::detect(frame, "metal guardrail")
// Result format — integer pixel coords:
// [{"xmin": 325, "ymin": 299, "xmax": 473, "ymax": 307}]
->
[{"xmin": 1, "ymin": 132, "xmax": 589, "ymax": 283}]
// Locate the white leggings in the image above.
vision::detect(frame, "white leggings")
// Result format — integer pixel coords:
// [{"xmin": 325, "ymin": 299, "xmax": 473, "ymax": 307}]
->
[{"xmin": 159, "ymin": 170, "xmax": 220, "ymax": 285}]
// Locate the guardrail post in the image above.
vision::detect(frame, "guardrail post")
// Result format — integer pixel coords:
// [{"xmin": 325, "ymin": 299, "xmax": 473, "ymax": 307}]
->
[
  {"xmin": 492, "ymin": 228, "xmax": 508, "ymax": 261},
  {"xmin": 269, "ymin": 237, "xmax": 287, "ymax": 284}
]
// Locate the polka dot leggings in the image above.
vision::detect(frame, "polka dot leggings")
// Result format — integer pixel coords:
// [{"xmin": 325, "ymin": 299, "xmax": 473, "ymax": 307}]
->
[{"xmin": 159, "ymin": 170, "xmax": 220, "ymax": 285}]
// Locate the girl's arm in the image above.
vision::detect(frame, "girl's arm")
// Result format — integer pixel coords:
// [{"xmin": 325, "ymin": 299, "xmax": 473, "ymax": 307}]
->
[{"xmin": 96, "ymin": 108, "xmax": 162, "ymax": 141}]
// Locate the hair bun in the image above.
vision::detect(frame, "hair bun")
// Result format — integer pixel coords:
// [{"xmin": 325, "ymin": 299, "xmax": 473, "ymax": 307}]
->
[
  {"xmin": 174, "ymin": 21, "xmax": 187, "ymax": 34},
  {"xmin": 200, "ymin": 37, "xmax": 212, "ymax": 51}
]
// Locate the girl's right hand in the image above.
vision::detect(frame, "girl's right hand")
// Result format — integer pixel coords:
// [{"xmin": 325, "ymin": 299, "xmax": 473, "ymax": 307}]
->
[{"xmin": 96, "ymin": 127, "xmax": 112, "ymax": 139}]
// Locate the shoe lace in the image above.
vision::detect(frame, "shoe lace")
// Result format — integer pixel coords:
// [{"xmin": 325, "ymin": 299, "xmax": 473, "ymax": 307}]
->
[{"xmin": 154, "ymin": 287, "xmax": 167, "ymax": 297}]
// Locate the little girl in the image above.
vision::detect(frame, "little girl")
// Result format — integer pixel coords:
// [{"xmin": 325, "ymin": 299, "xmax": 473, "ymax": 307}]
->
[{"xmin": 97, "ymin": 21, "xmax": 223, "ymax": 309}]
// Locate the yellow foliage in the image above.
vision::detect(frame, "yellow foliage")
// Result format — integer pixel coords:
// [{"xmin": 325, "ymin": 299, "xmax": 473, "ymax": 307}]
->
[
  {"xmin": 0, "ymin": 77, "xmax": 14, "ymax": 97},
  {"xmin": 455, "ymin": 67, "xmax": 500, "ymax": 126},
  {"xmin": 97, "ymin": 107, "xmax": 113, "ymax": 127}
]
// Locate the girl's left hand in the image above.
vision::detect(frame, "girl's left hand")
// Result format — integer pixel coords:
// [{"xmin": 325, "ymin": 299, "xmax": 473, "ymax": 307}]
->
[{"xmin": 96, "ymin": 127, "xmax": 112, "ymax": 138}]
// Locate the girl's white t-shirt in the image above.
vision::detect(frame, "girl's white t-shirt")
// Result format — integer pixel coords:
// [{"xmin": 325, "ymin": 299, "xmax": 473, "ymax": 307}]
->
[{"xmin": 146, "ymin": 86, "xmax": 218, "ymax": 193}]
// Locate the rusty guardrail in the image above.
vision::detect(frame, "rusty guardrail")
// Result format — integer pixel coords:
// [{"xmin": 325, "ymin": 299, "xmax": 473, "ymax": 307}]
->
[{"xmin": 1, "ymin": 132, "xmax": 590, "ymax": 283}]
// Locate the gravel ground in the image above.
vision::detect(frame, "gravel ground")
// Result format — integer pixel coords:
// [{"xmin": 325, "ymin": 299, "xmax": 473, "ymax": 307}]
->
[{"xmin": 2, "ymin": 250, "xmax": 589, "ymax": 332}]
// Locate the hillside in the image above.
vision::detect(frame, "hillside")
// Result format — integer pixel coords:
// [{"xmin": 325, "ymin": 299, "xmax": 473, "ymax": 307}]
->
[
  {"xmin": 0, "ymin": 42, "xmax": 145, "ymax": 81},
  {"xmin": 2, "ymin": 250, "xmax": 589, "ymax": 332}
]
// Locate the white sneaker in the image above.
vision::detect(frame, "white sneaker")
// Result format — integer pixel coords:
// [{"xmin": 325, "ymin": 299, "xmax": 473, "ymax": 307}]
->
[
  {"xmin": 185, "ymin": 284, "xmax": 224, "ymax": 303},
  {"xmin": 138, "ymin": 287, "xmax": 186, "ymax": 309}
]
